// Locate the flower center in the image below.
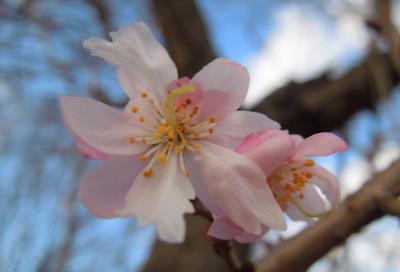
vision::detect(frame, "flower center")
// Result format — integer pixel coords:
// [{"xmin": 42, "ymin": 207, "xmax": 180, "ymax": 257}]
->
[
  {"xmin": 128, "ymin": 84, "xmax": 216, "ymax": 177},
  {"xmin": 267, "ymin": 159, "xmax": 331, "ymax": 218}
]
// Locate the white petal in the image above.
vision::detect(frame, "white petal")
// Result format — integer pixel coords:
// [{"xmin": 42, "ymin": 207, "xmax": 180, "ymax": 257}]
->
[
  {"xmin": 207, "ymin": 111, "xmax": 280, "ymax": 149},
  {"xmin": 84, "ymin": 22, "xmax": 177, "ymax": 104},
  {"xmin": 286, "ymin": 184, "xmax": 328, "ymax": 222},
  {"xmin": 60, "ymin": 96, "xmax": 149, "ymax": 155},
  {"xmin": 124, "ymin": 99, "xmax": 159, "ymax": 128},
  {"xmin": 310, "ymin": 165, "xmax": 341, "ymax": 208},
  {"xmin": 185, "ymin": 141, "xmax": 286, "ymax": 234},
  {"xmin": 119, "ymin": 154, "xmax": 195, "ymax": 243}
]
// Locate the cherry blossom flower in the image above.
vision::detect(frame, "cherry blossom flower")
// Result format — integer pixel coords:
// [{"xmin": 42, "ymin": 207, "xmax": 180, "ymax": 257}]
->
[
  {"xmin": 208, "ymin": 130, "xmax": 347, "ymax": 243},
  {"xmin": 60, "ymin": 22, "xmax": 286, "ymax": 243}
]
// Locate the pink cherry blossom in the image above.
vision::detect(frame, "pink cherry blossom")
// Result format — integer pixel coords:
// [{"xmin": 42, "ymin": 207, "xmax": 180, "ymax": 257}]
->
[
  {"xmin": 60, "ymin": 22, "xmax": 286, "ymax": 243},
  {"xmin": 208, "ymin": 130, "xmax": 347, "ymax": 243}
]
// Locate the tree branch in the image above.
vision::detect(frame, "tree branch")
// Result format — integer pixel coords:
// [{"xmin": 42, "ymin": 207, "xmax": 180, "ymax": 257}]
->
[
  {"xmin": 151, "ymin": 0, "xmax": 216, "ymax": 77},
  {"xmin": 251, "ymin": 50, "xmax": 399, "ymax": 136},
  {"xmin": 379, "ymin": 197, "xmax": 400, "ymax": 216},
  {"xmin": 256, "ymin": 159, "xmax": 400, "ymax": 272}
]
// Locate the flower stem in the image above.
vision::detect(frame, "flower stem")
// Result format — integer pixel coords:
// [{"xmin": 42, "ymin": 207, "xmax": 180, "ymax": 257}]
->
[{"xmin": 292, "ymin": 198, "xmax": 333, "ymax": 218}]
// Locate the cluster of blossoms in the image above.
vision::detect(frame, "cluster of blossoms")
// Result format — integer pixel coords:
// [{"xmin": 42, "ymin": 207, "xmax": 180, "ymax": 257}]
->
[{"xmin": 61, "ymin": 22, "xmax": 347, "ymax": 243}]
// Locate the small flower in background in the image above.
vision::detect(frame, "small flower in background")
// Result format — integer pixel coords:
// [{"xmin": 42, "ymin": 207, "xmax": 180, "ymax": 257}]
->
[
  {"xmin": 60, "ymin": 22, "xmax": 286, "ymax": 243},
  {"xmin": 208, "ymin": 130, "xmax": 347, "ymax": 243}
]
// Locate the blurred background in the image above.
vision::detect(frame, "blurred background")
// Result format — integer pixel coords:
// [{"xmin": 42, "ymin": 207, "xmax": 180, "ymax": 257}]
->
[{"xmin": 1, "ymin": 0, "xmax": 400, "ymax": 271}]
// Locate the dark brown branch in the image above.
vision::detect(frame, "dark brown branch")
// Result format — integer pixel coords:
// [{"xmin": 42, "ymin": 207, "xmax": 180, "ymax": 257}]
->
[
  {"xmin": 151, "ymin": 0, "xmax": 216, "ymax": 77},
  {"xmin": 87, "ymin": 0, "xmax": 112, "ymax": 36},
  {"xmin": 379, "ymin": 197, "xmax": 400, "ymax": 216},
  {"xmin": 212, "ymin": 239, "xmax": 252, "ymax": 272},
  {"xmin": 252, "ymin": 50, "xmax": 399, "ymax": 137},
  {"xmin": 377, "ymin": 0, "xmax": 400, "ymax": 75},
  {"xmin": 257, "ymin": 159, "xmax": 400, "ymax": 272}
]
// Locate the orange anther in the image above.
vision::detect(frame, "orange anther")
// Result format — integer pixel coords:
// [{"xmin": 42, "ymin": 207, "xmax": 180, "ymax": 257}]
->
[
  {"xmin": 131, "ymin": 106, "xmax": 138, "ymax": 113},
  {"xmin": 193, "ymin": 143, "xmax": 201, "ymax": 151},
  {"xmin": 143, "ymin": 168, "xmax": 153, "ymax": 177},
  {"xmin": 140, "ymin": 154, "xmax": 148, "ymax": 162},
  {"xmin": 303, "ymin": 159, "xmax": 315, "ymax": 167}
]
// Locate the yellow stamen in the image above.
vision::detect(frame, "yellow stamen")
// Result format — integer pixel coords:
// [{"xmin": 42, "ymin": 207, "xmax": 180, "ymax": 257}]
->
[
  {"xmin": 168, "ymin": 129, "xmax": 176, "ymax": 139},
  {"xmin": 193, "ymin": 143, "xmax": 201, "ymax": 151},
  {"xmin": 141, "ymin": 138, "xmax": 147, "ymax": 144},
  {"xmin": 208, "ymin": 116, "xmax": 216, "ymax": 123},
  {"xmin": 141, "ymin": 91, "xmax": 148, "ymax": 98},
  {"xmin": 165, "ymin": 84, "xmax": 194, "ymax": 127},
  {"xmin": 208, "ymin": 128, "xmax": 214, "ymax": 134},
  {"xmin": 181, "ymin": 139, "xmax": 188, "ymax": 145},
  {"xmin": 175, "ymin": 146, "xmax": 184, "ymax": 153},
  {"xmin": 157, "ymin": 152, "xmax": 167, "ymax": 164},
  {"xmin": 129, "ymin": 136, "xmax": 136, "ymax": 144},
  {"xmin": 138, "ymin": 115, "xmax": 145, "ymax": 123}
]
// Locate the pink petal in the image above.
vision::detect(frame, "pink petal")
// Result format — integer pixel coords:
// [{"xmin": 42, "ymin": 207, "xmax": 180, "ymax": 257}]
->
[
  {"xmin": 64, "ymin": 114, "xmax": 111, "ymax": 160},
  {"xmin": 84, "ymin": 22, "xmax": 177, "ymax": 105},
  {"xmin": 285, "ymin": 184, "xmax": 328, "ymax": 222},
  {"xmin": 191, "ymin": 58, "xmax": 250, "ymax": 122},
  {"xmin": 207, "ymin": 111, "xmax": 281, "ymax": 149},
  {"xmin": 291, "ymin": 134, "xmax": 304, "ymax": 145},
  {"xmin": 79, "ymin": 155, "xmax": 145, "ymax": 218},
  {"xmin": 207, "ymin": 216, "xmax": 243, "ymax": 240},
  {"xmin": 208, "ymin": 215, "xmax": 268, "ymax": 243},
  {"xmin": 60, "ymin": 96, "xmax": 148, "ymax": 155},
  {"xmin": 75, "ymin": 137, "xmax": 111, "ymax": 160},
  {"xmin": 310, "ymin": 165, "xmax": 341, "ymax": 209},
  {"xmin": 290, "ymin": 132, "xmax": 347, "ymax": 160},
  {"xmin": 119, "ymin": 154, "xmax": 195, "ymax": 243},
  {"xmin": 185, "ymin": 141, "xmax": 286, "ymax": 234},
  {"xmin": 236, "ymin": 130, "xmax": 295, "ymax": 177}
]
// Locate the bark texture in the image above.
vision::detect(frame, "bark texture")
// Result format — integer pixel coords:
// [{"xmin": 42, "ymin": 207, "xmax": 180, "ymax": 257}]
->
[{"xmin": 252, "ymin": 50, "xmax": 399, "ymax": 136}]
